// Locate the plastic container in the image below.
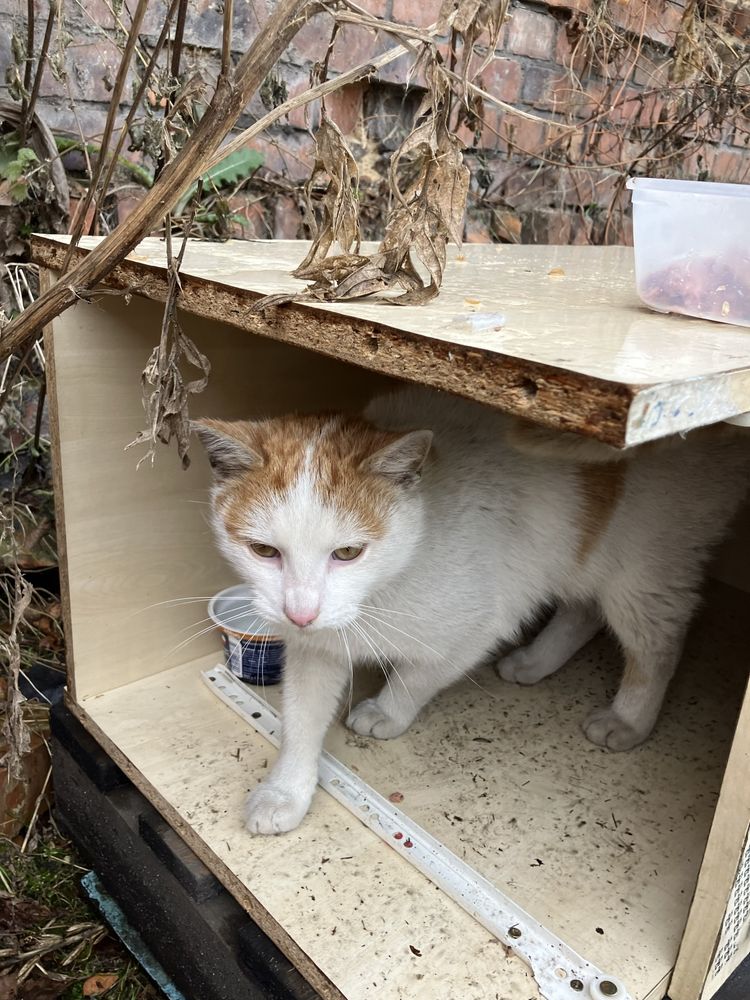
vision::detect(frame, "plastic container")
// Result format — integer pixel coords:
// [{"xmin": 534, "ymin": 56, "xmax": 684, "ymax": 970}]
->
[
  {"xmin": 208, "ymin": 584, "xmax": 285, "ymax": 685},
  {"xmin": 627, "ymin": 177, "xmax": 750, "ymax": 327}
]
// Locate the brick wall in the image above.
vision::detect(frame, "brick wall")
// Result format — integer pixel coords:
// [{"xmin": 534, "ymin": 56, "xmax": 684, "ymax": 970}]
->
[{"xmin": 1, "ymin": 0, "xmax": 748, "ymax": 245}]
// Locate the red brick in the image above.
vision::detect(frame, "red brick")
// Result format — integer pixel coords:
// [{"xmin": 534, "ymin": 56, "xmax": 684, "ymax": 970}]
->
[
  {"xmin": 506, "ymin": 7, "xmax": 557, "ymax": 61},
  {"xmin": 330, "ymin": 23, "xmax": 391, "ymax": 73},
  {"xmin": 273, "ymin": 195, "xmax": 303, "ymax": 239},
  {"xmin": 521, "ymin": 207, "xmax": 572, "ymax": 244},
  {"xmin": 632, "ymin": 53, "xmax": 671, "ymax": 88},
  {"xmin": 252, "ymin": 135, "xmax": 315, "ymax": 182},
  {"xmin": 608, "ymin": 0, "xmax": 684, "ymax": 47},
  {"xmin": 325, "ymin": 83, "xmax": 364, "ymax": 135},
  {"xmin": 454, "ymin": 110, "xmax": 502, "ymax": 149},
  {"xmin": 606, "ymin": 87, "xmax": 645, "ymax": 126},
  {"xmin": 464, "ymin": 213, "xmax": 492, "ymax": 243},
  {"xmin": 115, "ymin": 186, "xmax": 146, "ymax": 225},
  {"xmin": 480, "ymin": 57, "xmax": 523, "ymax": 106},
  {"xmin": 588, "ymin": 128, "xmax": 625, "ymax": 166},
  {"xmin": 731, "ymin": 6, "xmax": 750, "ymax": 39},
  {"xmin": 521, "ymin": 65, "xmax": 574, "ymax": 113},
  {"xmin": 229, "ymin": 195, "xmax": 269, "ymax": 239},
  {"xmin": 543, "ymin": 0, "xmax": 592, "ymax": 10},
  {"xmin": 708, "ymin": 148, "xmax": 750, "ymax": 184},
  {"xmin": 38, "ymin": 39, "xmax": 127, "ymax": 104},
  {"xmin": 491, "ymin": 207, "xmax": 523, "ymax": 242},
  {"xmin": 498, "ymin": 116, "xmax": 549, "ymax": 157},
  {"xmin": 285, "ymin": 78, "xmax": 321, "ymax": 131},
  {"xmin": 292, "ymin": 12, "xmax": 336, "ymax": 62},
  {"xmin": 731, "ymin": 119, "xmax": 750, "ymax": 149},
  {"xmin": 392, "ymin": 0, "xmax": 444, "ymax": 28}
]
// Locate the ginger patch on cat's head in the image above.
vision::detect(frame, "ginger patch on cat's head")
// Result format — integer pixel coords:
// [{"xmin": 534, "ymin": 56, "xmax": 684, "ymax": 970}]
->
[{"xmin": 193, "ymin": 413, "xmax": 432, "ymax": 540}]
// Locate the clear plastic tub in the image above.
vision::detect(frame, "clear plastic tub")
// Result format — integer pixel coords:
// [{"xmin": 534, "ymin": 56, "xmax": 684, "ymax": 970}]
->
[{"xmin": 627, "ymin": 177, "xmax": 750, "ymax": 327}]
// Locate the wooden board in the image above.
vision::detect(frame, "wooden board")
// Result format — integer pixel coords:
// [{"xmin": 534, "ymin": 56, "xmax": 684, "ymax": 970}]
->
[
  {"xmin": 74, "ymin": 582, "xmax": 748, "ymax": 1000},
  {"xmin": 670, "ymin": 674, "xmax": 750, "ymax": 1000},
  {"xmin": 43, "ymin": 254, "xmax": 750, "ymax": 1000},
  {"xmin": 32, "ymin": 235, "xmax": 750, "ymax": 448}
]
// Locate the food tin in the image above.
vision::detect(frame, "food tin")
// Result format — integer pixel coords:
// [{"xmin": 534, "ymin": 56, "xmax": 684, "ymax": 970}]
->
[{"xmin": 208, "ymin": 584, "xmax": 285, "ymax": 685}]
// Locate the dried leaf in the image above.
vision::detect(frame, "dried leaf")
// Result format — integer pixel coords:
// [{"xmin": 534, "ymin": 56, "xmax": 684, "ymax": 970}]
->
[
  {"xmin": 292, "ymin": 113, "xmax": 360, "ymax": 278},
  {"xmin": 19, "ymin": 977, "xmax": 68, "ymax": 1000},
  {"xmin": 0, "ymin": 571, "xmax": 32, "ymax": 780},
  {"xmin": 83, "ymin": 974, "xmax": 119, "ymax": 996}
]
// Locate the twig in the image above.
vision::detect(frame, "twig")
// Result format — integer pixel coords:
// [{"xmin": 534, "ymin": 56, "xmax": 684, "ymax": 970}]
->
[
  {"xmin": 23, "ymin": 0, "xmax": 57, "ymax": 144},
  {"xmin": 64, "ymin": 0, "xmax": 151, "ymax": 264},
  {"xmin": 20, "ymin": 766, "xmax": 52, "ymax": 854},
  {"xmin": 222, "ymin": 0, "xmax": 235, "ymax": 78},
  {"xmin": 170, "ymin": 0, "xmax": 189, "ymax": 80},
  {"xmin": 202, "ymin": 34, "xmax": 427, "ymax": 175},
  {"xmin": 19, "ymin": 0, "xmax": 35, "ymax": 145},
  {"xmin": 0, "ymin": 0, "xmax": 320, "ymax": 364},
  {"xmin": 95, "ymin": 0, "xmax": 184, "ymax": 199}
]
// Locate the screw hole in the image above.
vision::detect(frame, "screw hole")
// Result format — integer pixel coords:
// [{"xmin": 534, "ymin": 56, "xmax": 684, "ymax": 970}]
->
[
  {"xmin": 570, "ymin": 981, "xmax": 584, "ymax": 992},
  {"xmin": 600, "ymin": 982, "xmax": 618, "ymax": 997},
  {"xmin": 508, "ymin": 926, "xmax": 522, "ymax": 939}
]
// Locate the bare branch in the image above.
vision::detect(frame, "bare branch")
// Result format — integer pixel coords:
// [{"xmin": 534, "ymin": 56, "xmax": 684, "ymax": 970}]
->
[
  {"xmin": 1, "ymin": 0, "xmax": 319, "ymax": 365},
  {"xmin": 63, "ymin": 0, "xmax": 151, "ymax": 267},
  {"xmin": 222, "ymin": 0, "xmax": 235, "ymax": 77}
]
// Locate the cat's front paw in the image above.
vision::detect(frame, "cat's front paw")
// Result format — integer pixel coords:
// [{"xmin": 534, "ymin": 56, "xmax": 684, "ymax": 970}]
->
[
  {"xmin": 583, "ymin": 707, "xmax": 649, "ymax": 751},
  {"xmin": 346, "ymin": 698, "xmax": 410, "ymax": 739},
  {"xmin": 245, "ymin": 783, "xmax": 310, "ymax": 835}
]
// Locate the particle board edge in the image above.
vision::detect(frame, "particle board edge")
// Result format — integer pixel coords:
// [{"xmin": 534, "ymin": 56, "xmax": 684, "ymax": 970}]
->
[
  {"xmin": 30, "ymin": 235, "xmax": 636, "ymax": 447},
  {"xmin": 43, "ymin": 270, "xmax": 77, "ymax": 704},
  {"xmin": 669, "ymin": 673, "xmax": 750, "ymax": 1000},
  {"xmin": 63, "ymin": 694, "xmax": 344, "ymax": 1000}
]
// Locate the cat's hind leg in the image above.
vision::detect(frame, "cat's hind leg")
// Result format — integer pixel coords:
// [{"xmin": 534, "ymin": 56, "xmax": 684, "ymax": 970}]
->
[
  {"xmin": 496, "ymin": 603, "xmax": 601, "ymax": 685},
  {"xmin": 584, "ymin": 584, "xmax": 696, "ymax": 751}
]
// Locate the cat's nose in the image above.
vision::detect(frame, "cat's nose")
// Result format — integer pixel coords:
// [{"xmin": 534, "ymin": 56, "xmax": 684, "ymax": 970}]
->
[{"xmin": 285, "ymin": 607, "xmax": 319, "ymax": 628}]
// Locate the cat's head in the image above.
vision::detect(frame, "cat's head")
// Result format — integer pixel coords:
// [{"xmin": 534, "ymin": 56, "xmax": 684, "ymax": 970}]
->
[{"xmin": 193, "ymin": 413, "xmax": 432, "ymax": 633}]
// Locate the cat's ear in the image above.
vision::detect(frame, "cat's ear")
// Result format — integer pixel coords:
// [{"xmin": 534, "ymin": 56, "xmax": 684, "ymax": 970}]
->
[
  {"xmin": 191, "ymin": 420, "xmax": 262, "ymax": 479},
  {"xmin": 364, "ymin": 430, "xmax": 433, "ymax": 486}
]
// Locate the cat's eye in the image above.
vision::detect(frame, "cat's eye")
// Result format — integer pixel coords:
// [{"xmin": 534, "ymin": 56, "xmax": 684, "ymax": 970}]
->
[
  {"xmin": 332, "ymin": 545, "xmax": 364, "ymax": 562},
  {"xmin": 250, "ymin": 542, "xmax": 280, "ymax": 558}
]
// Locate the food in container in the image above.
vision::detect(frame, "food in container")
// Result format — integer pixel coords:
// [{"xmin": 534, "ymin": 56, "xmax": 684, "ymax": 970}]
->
[{"xmin": 627, "ymin": 177, "xmax": 750, "ymax": 327}]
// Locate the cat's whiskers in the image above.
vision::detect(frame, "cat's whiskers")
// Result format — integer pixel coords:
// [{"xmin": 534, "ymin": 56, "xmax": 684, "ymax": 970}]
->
[
  {"xmin": 358, "ymin": 604, "xmax": 424, "ymax": 620},
  {"xmin": 167, "ymin": 605, "xmax": 262, "ymax": 659},
  {"xmin": 336, "ymin": 626, "xmax": 355, "ymax": 716},
  {"xmin": 354, "ymin": 616, "xmax": 421, "ymax": 708},
  {"xmin": 350, "ymin": 618, "xmax": 415, "ymax": 710},
  {"xmin": 348, "ymin": 618, "xmax": 402, "ymax": 708},
  {"xmin": 358, "ymin": 610, "xmax": 446, "ymax": 661},
  {"xmin": 130, "ymin": 595, "xmax": 254, "ymax": 621},
  {"xmin": 359, "ymin": 610, "xmax": 494, "ymax": 697}
]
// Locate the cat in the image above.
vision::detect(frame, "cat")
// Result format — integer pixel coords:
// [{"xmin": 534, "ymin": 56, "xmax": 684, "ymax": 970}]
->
[{"xmin": 194, "ymin": 387, "xmax": 750, "ymax": 835}]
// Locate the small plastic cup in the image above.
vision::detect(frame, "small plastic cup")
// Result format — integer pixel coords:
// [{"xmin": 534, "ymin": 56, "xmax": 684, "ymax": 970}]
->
[{"xmin": 208, "ymin": 584, "xmax": 285, "ymax": 685}]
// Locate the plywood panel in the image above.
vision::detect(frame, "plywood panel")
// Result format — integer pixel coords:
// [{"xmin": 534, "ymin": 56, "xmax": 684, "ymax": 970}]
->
[
  {"xmin": 79, "ymin": 653, "xmax": 543, "ymax": 1000},
  {"xmin": 80, "ymin": 584, "xmax": 748, "ymax": 1000},
  {"xmin": 33, "ymin": 236, "xmax": 750, "ymax": 447},
  {"xmin": 48, "ymin": 292, "xmax": 392, "ymax": 699}
]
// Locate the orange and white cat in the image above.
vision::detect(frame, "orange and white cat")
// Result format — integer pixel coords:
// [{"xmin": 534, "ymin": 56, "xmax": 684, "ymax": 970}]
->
[{"xmin": 194, "ymin": 387, "xmax": 749, "ymax": 835}]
